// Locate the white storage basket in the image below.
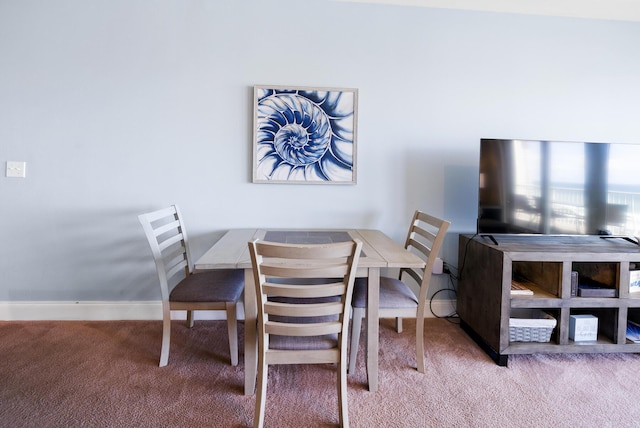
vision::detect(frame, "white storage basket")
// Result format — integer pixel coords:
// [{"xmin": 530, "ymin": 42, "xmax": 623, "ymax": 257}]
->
[{"xmin": 509, "ymin": 309, "xmax": 557, "ymax": 342}]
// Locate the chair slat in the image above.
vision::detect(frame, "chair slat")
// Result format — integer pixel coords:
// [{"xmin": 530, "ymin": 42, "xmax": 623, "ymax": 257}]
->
[
  {"xmin": 265, "ymin": 349, "xmax": 340, "ymax": 365},
  {"xmin": 263, "ymin": 282, "xmax": 345, "ymax": 299},
  {"xmin": 163, "ymin": 246, "xmax": 186, "ymax": 266},
  {"xmin": 143, "ymin": 206, "xmax": 177, "ymax": 223},
  {"xmin": 411, "ymin": 224, "xmax": 437, "ymax": 243},
  {"xmin": 259, "ymin": 263, "xmax": 349, "ymax": 279},
  {"xmin": 265, "ymin": 321, "xmax": 342, "ymax": 337},
  {"xmin": 401, "ymin": 267, "xmax": 423, "ymax": 285},
  {"xmin": 264, "ymin": 301, "xmax": 343, "ymax": 317},
  {"xmin": 407, "ymin": 237, "xmax": 432, "ymax": 259},
  {"xmin": 158, "ymin": 233, "xmax": 184, "ymax": 253},
  {"xmin": 166, "ymin": 258, "xmax": 188, "ymax": 281},
  {"xmin": 256, "ymin": 241, "xmax": 355, "ymax": 259},
  {"xmin": 153, "ymin": 219, "xmax": 181, "ymax": 237}
]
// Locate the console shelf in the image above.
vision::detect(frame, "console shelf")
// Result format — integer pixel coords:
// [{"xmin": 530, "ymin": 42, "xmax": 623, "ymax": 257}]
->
[{"xmin": 457, "ymin": 234, "xmax": 640, "ymax": 366}]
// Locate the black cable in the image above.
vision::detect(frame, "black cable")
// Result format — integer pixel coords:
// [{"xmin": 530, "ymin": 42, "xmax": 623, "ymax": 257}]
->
[
  {"xmin": 429, "ymin": 265, "xmax": 459, "ymax": 322},
  {"xmin": 456, "ymin": 232, "xmax": 478, "ymax": 282}
]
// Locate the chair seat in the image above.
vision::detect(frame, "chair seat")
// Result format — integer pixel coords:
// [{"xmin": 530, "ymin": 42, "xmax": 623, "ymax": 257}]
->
[
  {"xmin": 170, "ymin": 269, "xmax": 244, "ymax": 303},
  {"xmin": 270, "ymin": 334, "xmax": 338, "ymax": 350},
  {"xmin": 352, "ymin": 276, "xmax": 418, "ymax": 309}
]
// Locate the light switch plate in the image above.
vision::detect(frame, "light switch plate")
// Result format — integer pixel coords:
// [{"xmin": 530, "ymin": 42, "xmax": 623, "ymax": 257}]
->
[{"xmin": 6, "ymin": 161, "xmax": 26, "ymax": 178}]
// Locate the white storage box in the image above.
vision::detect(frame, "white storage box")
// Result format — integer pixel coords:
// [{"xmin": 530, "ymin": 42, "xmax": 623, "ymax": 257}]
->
[
  {"xmin": 509, "ymin": 309, "xmax": 557, "ymax": 342},
  {"xmin": 569, "ymin": 314, "xmax": 598, "ymax": 341}
]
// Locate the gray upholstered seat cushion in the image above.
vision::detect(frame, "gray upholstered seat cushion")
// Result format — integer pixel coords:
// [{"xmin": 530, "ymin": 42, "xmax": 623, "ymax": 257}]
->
[
  {"xmin": 352, "ymin": 276, "xmax": 418, "ymax": 309},
  {"xmin": 269, "ymin": 334, "xmax": 338, "ymax": 350},
  {"xmin": 169, "ymin": 269, "xmax": 244, "ymax": 303}
]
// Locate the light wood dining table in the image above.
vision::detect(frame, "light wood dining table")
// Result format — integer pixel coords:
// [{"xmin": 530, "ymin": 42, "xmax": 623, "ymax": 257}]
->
[{"xmin": 193, "ymin": 228, "xmax": 425, "ymax": 395}]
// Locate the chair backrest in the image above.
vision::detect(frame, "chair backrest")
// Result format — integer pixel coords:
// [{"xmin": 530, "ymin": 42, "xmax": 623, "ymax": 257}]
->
[
  {"xmin": 138, "ymin": 205, "xmax": 192, "ymax": 302},
  {"xmin": 400, "ymin": 211, "xmax": 451, "ymax": 307},
  {"xmin": 248, "ymin": 238, "xmax": 362, "ymax": 364}
]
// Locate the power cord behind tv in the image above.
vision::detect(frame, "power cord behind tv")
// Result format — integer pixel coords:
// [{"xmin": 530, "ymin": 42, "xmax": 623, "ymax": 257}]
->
[
  {"xmin": 429, "ymin": 261, "xmax": 459, "ymax": 323},
  {"xmin": 599, "ymin": 235, "xmax": 640, "ymax": 246}
]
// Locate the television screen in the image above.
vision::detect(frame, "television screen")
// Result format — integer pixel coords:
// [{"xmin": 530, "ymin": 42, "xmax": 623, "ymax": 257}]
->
[{"xmin": 478, "ymin": 138, "xmax": 640, "ymax": 237}]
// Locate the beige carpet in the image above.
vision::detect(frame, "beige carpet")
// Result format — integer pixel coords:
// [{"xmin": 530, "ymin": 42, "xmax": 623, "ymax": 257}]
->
[{"xmin": 1, "ymin": 317, "xmax": 639, "ymax": 427}]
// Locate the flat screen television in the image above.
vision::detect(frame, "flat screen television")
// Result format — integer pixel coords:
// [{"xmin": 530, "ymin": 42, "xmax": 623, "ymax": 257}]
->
[{"xmin": 477, "ymin": 138, "xmax": 640, "ymax": 237}]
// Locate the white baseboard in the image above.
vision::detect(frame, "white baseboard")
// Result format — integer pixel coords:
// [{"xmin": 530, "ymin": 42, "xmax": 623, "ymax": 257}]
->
[
  {"xmin": 0, "ymin": 301, "xmax": 164, "ymax": 321},
  {"xmin": 0, "ymin": 300, "xmax": 454, "ymax": 321},
  {"xmin": 425, "ymin": 299, "xmax": 458, "ymax": 318},
  {"xmin": 0, "ymin": 301, "xmax": 247, "ymax": 321}
]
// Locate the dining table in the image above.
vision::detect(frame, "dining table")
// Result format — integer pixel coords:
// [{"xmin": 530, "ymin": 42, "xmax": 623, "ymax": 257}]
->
[{"xmin": 193, "ymin": 228, "xmax": 425, "ymax": 395}]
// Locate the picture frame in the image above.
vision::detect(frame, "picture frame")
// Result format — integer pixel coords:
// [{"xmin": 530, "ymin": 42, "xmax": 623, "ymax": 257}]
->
[{"xmin": 253, "ymin": 85, "xmax": 358, "ymax": 184}]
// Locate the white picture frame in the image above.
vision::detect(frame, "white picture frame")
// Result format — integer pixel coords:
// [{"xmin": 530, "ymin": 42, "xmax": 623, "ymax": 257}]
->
[{"xmin": 253, "ymin": 85, "xmax": 358, "ymax": 184}]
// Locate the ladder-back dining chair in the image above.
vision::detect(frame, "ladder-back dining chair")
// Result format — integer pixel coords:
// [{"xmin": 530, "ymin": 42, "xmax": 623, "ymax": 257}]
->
[
  {"xmin": 248, "ymin": 238, "xmax": 362, "ymax": 428},
  {"xmin": 138, "ymin": 205, "xmax": 244, "ymax": 367},
  {"xmin": 348, "ymin": 211, "xmax": 450, "ymax": 374}
]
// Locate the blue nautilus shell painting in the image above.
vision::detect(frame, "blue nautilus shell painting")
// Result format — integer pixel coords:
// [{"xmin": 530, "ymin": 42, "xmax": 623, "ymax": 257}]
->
[{"xmin": 253, "ymin": 85, "xmax": 358, "ymax": 184}]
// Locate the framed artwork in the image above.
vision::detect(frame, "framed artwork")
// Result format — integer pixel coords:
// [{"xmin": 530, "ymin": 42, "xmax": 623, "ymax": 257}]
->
[{"xmin": 253, "ymin": 85, "xmax": 358, "ymax": 184}]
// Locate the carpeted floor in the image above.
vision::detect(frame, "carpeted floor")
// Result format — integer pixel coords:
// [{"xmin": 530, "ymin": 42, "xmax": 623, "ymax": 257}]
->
[{"xmin": 1, "ymin": 317, "xmax": 639, "ymax": 427}]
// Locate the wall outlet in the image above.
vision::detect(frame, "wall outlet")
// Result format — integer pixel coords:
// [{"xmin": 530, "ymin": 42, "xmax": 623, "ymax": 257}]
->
[
  {"xmin": 6, "ymin": 161, "xmax": 26, "ymax": 178},
  {"xmin": 432, "ymin": 257, "xmax": 444, "ymax": 274}
]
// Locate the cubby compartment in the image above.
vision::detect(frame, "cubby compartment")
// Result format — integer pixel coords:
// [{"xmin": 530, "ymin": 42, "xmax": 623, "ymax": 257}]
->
[
  {"xmin": 571, "ymin": 262, "xmax": 620, "ymax": 297},
  {"xmin": 512, "ymin": 261, "xmax": 562, "ymax": 298},
  {"xmin": 569, "ymin": 308, "xmax": 618, "ymax": 344},
  {"xmin": 629, "ymin": 263, "xmax": 640, "ymax": 296},
  {"xmin": 628, "ymin": 308, "xmax": 640, "ymax": 325},
  {"xmin": 626, "ymin": 309, "xmax": 640, "ymax": 343}
]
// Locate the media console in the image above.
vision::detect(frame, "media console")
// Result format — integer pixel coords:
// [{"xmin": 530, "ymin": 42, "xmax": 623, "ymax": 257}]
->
[{"xmin": 457, "ymin": 234, "xmax": 640, "ymax": 365}]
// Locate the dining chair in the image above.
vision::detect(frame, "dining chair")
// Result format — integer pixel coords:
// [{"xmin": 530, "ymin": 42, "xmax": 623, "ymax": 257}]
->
[
  {"xmin": 248, "ymin": 238, "xmax": 363, "ymax": 428},
  {"xmin": 138, "ymin": 205, "xmax": 244, "ymax": 367},
  {"xmin": 348, "ymin": 210, "xmax": 450, "ymax": 374}
]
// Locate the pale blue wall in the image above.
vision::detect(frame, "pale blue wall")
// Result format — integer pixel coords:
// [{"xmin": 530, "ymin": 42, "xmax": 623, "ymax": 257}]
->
[{"xmin": 2, "ymin": 0, "xmax": 639, "ymax": 301}]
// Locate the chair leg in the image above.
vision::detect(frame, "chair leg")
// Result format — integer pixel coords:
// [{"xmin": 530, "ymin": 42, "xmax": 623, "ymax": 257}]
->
[
  {"xmin": 159, "ymin": 303, "xmax": 171, "ymax": 367},
  {"xmin": 338, "ymin": 346, "xmax": 350, "ymax": 427},
  {"xmin": 396, "ymin": 317, "xmax": 403, "ymax": 333},
  {"xmin": 186, "ymin": 310, "xmax": 195, "ymax": 328},
  {"xmin": 416, "ymin": 315, "xmax": 426, "ymax": 373},
  {"xmin": 253, "ymin": 354, "xmax": 268, "ymax": 428},
  {"xmin": 226, "ymin": 302, "xmax": 239, "ymax": 366},
  {"xmin": 348, "ymin": 307, "xmax": 364, "ymax": 374}
]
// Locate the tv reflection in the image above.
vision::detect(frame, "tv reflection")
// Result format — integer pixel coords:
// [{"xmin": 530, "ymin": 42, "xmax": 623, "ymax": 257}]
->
[{"xmin": 478, "ymin": 139, "xmax": 640, "ymax": 237}]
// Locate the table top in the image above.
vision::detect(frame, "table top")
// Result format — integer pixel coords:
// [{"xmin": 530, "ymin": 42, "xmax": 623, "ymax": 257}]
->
[{"xmin": 194, "ymin": 228, "xmax": 425, "ymax": 271}]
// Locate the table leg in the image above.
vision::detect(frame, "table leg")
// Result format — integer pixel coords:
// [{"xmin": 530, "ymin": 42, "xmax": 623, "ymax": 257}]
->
[
  {"xmin": 244, "ymin": 268, "xmax": 257, "ymax": 395},
  {"xmin": 366, "ymin": 267, "xmax": 379, "ymax": 392}
]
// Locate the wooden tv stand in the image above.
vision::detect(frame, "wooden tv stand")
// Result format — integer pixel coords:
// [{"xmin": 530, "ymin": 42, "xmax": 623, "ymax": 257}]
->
[{"xmin": 457, "ymin": 234, "xmax": 640, "ymax": 366}]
